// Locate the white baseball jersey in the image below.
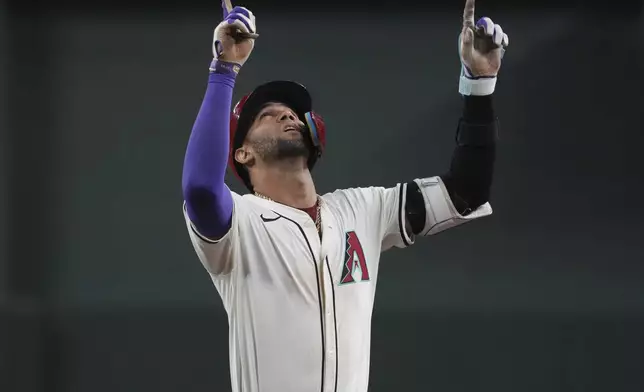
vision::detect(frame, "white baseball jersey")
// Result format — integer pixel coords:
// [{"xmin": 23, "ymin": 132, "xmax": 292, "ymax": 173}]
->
[{"xmin": 183, "ymin": 177, "xmax": 491, "ymax": 392}]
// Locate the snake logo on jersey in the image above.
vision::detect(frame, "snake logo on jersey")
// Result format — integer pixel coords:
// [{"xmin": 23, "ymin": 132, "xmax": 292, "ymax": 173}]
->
[{"xmin": 339, "ymin": 231, "xmax": 370, "ymax": 285}]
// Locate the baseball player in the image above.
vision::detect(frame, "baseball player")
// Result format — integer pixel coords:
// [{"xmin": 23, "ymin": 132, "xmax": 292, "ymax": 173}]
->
[{"xmin": 181, "ymin": 0, "xmax": 508, "ymax": 391}]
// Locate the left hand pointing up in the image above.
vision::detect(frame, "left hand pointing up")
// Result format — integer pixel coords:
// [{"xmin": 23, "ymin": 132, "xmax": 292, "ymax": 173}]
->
[{"xmin": 459, "ymin": 0, "xmax": 509, "ymax": 79}]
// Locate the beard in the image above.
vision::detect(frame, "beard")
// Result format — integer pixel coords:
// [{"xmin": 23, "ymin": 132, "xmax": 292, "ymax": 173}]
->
[{"xmin": 250, "ymin": 133, "xmax": 311, "ymax": 162}]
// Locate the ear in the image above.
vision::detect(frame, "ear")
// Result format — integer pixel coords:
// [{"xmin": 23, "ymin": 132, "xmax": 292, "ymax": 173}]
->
[{"xmin": 234, "ymin": 146, "xmax": 254, "ymax": 167}]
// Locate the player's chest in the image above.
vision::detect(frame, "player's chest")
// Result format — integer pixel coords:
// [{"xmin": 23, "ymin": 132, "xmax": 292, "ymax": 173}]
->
[{"xmin": 248, "ymin": 206, "xmax": 376, "ymax": 290}]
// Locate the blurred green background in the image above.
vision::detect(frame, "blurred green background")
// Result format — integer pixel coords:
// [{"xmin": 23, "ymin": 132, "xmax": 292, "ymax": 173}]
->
[{"xmin": 2, "ymin": 1, "xmax": 644, "ymax": 391}]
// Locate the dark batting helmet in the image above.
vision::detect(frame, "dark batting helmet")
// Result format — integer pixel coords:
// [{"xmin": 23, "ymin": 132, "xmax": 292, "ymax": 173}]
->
[{"xmin": 228, "ymin": 80, "xmax": 326, "ymax": 192}]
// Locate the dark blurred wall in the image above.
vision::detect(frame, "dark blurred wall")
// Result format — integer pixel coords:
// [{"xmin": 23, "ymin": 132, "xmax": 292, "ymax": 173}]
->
[
  {"xmin": 3, "ymin": 7, "xmax": 58, "ymax": 392},
  {"xmin": 0, "ymin": 5, "xmax": 8, "ymax": 391},
  {"xmin": 3, "ymin": 2, "xmax": 644, "ymax": 392},
  {"xmin": 1, "ymin": 2, "xmax": 8, "ymax": 301}
]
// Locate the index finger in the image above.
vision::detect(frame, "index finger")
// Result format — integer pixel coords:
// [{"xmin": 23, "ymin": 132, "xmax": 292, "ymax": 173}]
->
[
  {"xmin": 463, "ymin": 0, "xmax": 475, "ymax": 28},
  {"xmin": 222, "ymin": 0, "xmax": 233, "ymax": 18}
]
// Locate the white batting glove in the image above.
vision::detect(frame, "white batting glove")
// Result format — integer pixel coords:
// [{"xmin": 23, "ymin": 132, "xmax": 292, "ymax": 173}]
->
[{"xmin": 210, "ymin": 4, "xmax": 257, "ymax": 74}]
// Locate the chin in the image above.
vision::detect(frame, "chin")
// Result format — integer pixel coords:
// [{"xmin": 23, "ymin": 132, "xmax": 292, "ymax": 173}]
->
[{"xmin": 276, "ymin": 139, "xmax": 309, "ymax": 159}]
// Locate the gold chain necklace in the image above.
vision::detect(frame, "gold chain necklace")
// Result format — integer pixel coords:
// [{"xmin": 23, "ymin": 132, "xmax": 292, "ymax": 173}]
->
[{"xmin": 254, "ymin": 192, "xmax": 322, "ymax": 235}]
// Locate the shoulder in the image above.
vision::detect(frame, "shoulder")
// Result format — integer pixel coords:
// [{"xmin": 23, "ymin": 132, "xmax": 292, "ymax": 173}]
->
[
  {"xmin": 321, "ymin": 186, "xmax": 392, "ymax": 214},
  {"xmin": 323, "ymin": 186, "xmax": 377, "ymax": 205},
  {"xmin": 229, "ymin": 191, "xmax": 278, "ymax": 224},
  {"xmin": 322, "ymin": 185, "xmax": 400, "ymax": 206}
]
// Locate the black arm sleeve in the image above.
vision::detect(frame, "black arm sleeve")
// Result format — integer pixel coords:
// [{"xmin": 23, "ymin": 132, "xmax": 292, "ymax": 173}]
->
[
  {"xmin": 440, "ymin": 95, "xmax": 497, "ymax": 215},
  {"xmin": 406, "ymin": 95, "xmax": 498, "ymax": 235}
]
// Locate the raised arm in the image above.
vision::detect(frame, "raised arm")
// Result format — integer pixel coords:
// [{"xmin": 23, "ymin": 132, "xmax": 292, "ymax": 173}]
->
[
  {"xmin": 182, "ymin": 4, "xmax": 257, "ymax": 240},
  {"xmin": 439, "ymin": 1, "xmax": 507, "ymax": 215},
  {"xmin": 406, "ymin": 0, "xmax": 509, "ymax": 236},
  {"xmin": 182, "ymin": 72, "xmax": 235, "ymax": 239}
]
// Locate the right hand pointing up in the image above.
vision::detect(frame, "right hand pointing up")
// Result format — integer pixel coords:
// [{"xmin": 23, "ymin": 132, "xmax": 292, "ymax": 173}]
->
[{"xmin": 212, "ymin": 4, "xmax": 257, "ymax": 68}]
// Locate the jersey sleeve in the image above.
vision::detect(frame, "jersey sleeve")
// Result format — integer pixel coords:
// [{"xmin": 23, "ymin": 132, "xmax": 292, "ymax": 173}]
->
[
  {"xmin": 330, "ymin": 184, "xmax": 415, "ymax": 252},
  {"xmin": 182, "ymin": 190, "xmax": 245, "ymax": 276},
  {"xmin": 370, "ymin": 184, "xmax": 416, "ymax": 251}
]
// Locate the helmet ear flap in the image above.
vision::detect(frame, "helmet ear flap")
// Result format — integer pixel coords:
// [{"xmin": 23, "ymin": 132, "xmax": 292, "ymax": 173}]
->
[{"xmin": 304, "ymin": 111, "xmax": 326, "ymax": 157}]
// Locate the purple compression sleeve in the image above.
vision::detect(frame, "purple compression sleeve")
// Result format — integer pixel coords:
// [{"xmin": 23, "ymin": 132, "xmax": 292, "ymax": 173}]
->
[{"xmin": 182, "ymin": 72, "xmax": 236, "ymax": 238}]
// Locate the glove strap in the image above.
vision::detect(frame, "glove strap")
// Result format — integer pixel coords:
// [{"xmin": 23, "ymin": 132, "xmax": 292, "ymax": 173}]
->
[{"xmin": 209, "ymin": 59, "xmax": 241, "ymax": 77}]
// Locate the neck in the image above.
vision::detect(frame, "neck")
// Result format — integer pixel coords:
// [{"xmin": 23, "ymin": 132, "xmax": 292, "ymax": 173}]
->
[{"xmin": 251, "ymin": 159, "xmax": 317, "ymax": 209}]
